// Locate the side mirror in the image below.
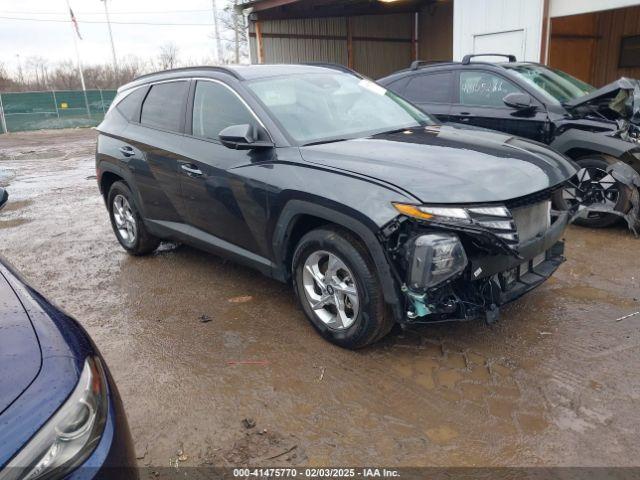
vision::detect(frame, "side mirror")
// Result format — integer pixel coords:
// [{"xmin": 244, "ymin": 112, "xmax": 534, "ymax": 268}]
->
[
  {"xmin": 503, "ymin": 92, "xmax": 535, "ymax": 111},
  {"xmin": 0, "ymin": 188, "xmax": 7, "ymax": 211},
  {"xmin": 219, "ymin": 124, "xmax": 273, "ymax": 150}
]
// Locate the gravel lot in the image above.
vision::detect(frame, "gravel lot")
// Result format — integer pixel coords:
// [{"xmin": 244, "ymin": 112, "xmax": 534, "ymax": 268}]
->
[{"xmin": 1, "ymin": 128, "xmax": 639, "ymax": 468}]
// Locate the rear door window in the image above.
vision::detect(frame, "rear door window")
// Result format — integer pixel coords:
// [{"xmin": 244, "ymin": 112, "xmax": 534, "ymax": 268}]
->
[
  {"xmin": 404, "ymin": 72, "xmax": 452, "ymax": 103},
  {"xmin": 140, "ymin": 81, "xmax": 189, "ymax": 132},
  {"xmin": 459, "ymin": 71, "xmax": 522, "ymax": 107},
  {"xmin": 191, "ymin": 80, "xmax": 255, "ymax": 141}
]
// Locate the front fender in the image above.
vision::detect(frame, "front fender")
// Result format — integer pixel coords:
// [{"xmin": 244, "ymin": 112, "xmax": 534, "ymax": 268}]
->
[
  {"xmin": 272, "ymin": 199, "xmax": 403, "ymax": 319},
  {"xmin": 550, "ymin": 128, "xmax": 640, "ymax": 171}
]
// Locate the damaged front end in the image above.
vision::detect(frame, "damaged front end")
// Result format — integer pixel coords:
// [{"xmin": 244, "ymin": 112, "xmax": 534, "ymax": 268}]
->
[
  {"xmin": 381, "ymin": 192, "xmax": 568, "ymax": 325},
  {"xmin": 567, "ymin": 161, "xmax": 640, "ymax": 234}
]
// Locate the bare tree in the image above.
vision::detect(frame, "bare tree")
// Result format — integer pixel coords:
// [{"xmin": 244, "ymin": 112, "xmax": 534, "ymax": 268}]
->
[
  {"xmin": 25, "ymin": 56, "xmax": 50, "ymax": 90},
  {"xmin": 218, "ymin": 1, "xmax": 248, "ymax": 63},
  {"xmin": 158, "ymin": 42, "xmax": 180, "ymax": 70},
  {"xmin": 0, "ymin": 62, "xmax": 19, "ymax": 91}
]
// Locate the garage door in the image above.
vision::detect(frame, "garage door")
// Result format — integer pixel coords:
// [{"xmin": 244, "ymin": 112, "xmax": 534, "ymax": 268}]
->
[{"xmin": 472, "ymin": 29, "xmax": 526, "ymax": 61}]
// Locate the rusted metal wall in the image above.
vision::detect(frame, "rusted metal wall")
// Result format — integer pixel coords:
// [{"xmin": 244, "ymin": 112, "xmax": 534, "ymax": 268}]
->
[
  {"xmin": 351, "ymin": 14, "xmax": 413, "ymax": 79},
  {"xmin": 248, "ymin": 13, "xmax": 414, "ymax": 78}
]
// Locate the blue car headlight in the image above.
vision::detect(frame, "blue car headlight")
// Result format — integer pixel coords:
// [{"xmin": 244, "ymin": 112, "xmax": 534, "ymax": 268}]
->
[{"xmin": 2, "ymin": 357, "xmax": 108, "ymax": 480}]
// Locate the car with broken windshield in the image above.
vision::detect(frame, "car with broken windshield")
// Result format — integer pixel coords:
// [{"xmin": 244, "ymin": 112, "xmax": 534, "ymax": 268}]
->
[
  {"xmin": 96, "ymin": 64, "xmax": 577, "ymax": 348},
  {"xmin": 379, "ymin": 54, "xmax": 640, "ymax": 230}
]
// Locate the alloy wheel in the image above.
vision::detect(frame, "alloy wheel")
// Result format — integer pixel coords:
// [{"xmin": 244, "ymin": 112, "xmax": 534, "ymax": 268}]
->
[
  {"xmin": 562, "ymin": 167, "xmax": 620, "ymax": 217},
  {"xmin": 301, "ymin": 250, "xmax": 360, "ymax": 330},
  {"xmin": 112, "ymin": 194, "xmax": 137, "ymax": 247}
]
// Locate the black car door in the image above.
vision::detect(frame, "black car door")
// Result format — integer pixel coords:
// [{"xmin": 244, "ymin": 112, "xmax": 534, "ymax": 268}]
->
[
  {"xmin": 179, "ymin": 79, "xmax": 271, "ymax": 255},
  {"xmin": 390, "ymin": 71, "xmax": 453, "ymax": 122},
  {"xmin": 122, "ymin": 80, "xmax": 190, "ymax": 222},
  {"xmin": 449, "ymin": 69, "xmax": 549, "ymax": 142}
]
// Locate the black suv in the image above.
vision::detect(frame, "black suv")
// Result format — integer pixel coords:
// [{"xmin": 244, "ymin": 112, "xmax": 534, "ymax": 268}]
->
[
  {"xmin": 96, "ymin": 64, "xmax": 575, "ymax": 348},
  {"xmin": 379, "ymin": 54, "xmax": 640, "ymax": 228}
]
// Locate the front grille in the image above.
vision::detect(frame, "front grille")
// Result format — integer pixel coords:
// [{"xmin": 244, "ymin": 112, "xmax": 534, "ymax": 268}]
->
[
  {"xmin": 511, "ymin": 201, "xmax": 551, "ymax": 243},
  {"xmin": 467, "ymin": 199, "xmax": 551, "ymax": 249}
]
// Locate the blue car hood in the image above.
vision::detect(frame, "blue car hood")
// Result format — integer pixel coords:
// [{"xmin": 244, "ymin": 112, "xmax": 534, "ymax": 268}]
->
[
  {"xmin": 0, "ymin": 259, "xmax": 86, "ymax": 467},
  {"xmin": 0, "ymin": 271, "xmax": 41, "ymax": 416}
]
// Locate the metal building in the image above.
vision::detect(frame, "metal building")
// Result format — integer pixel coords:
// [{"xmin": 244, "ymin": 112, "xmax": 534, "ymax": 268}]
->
[
  {"xmin": 238, "ymin": 0, "xmax": 453, "ymax": 79},
  {"xmin": 239, "ymin": 0, "xmax": 640, "ymax": 87}
]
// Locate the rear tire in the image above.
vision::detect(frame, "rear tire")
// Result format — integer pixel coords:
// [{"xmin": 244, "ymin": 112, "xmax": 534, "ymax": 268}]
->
[
  {"xmin": 553, "ymin": 155, "xmax": 631, "ymax": 228},
  {"xmin": 107, "ymin": 181, "xmax": 160, "ymax": 255},
  {"xmin": 292, "ymin": 226, "xmax": 394, "ymax": 349}
]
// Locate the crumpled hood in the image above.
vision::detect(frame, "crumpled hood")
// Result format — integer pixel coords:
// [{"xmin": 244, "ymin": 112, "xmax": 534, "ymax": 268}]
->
[
  {"xmin": 565, "ymin": 77, "xmax": 640, "ymax": 120},
  {"xmin": 299, "ymin": 125, "xmax": 576, "ymax": 203}
]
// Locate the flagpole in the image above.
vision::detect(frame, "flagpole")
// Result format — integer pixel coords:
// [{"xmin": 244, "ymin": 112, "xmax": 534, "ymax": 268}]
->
[{"xmin": 65, "ymin": 0, "xmax": 91, "ymax": 118}]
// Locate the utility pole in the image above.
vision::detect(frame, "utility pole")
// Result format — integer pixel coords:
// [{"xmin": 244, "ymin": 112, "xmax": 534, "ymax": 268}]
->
[
  {"xmin": 101, "ymin": 0, "xmax": 118, "ymax": 77},
  {"xmin": 233, "ymin": 0, "xmax": 240, "ymax": 63},
  {"xmin": 211, "ymin": 0, "xmax": 224, "ymax": 64}
]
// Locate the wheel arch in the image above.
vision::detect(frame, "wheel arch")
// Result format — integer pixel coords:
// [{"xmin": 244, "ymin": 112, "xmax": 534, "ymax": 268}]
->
[
  {"xmin": 272, "ymin": 200, "xmax": 403, "ymax": 321},
  {"xmin": 99, "ymin": 170, "xmax": 125, "ymax": 201},
  {"xmin": 550, "ymin": 129, "xmax": 640, "ymax": 172}
]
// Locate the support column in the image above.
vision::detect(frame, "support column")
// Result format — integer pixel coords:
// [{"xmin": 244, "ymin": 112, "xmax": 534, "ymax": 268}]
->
[
  {"xmin": 347, "ymin": 17, "xmax": 354, "ymax": 69},
  {"xmin": 255, "ymin": 20, "xmax": 265, "ymax": 64}
]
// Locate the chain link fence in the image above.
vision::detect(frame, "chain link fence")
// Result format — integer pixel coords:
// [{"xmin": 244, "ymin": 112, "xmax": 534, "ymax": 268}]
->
[{"xmin": 0, "ymin": 89, "xmax": 117, "ymax": 134}]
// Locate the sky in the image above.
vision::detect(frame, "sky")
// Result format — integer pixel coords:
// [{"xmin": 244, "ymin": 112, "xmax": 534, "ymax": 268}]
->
[{"xmin": 0, "ymin": 0, "xmax": 238, "ymax": 74}]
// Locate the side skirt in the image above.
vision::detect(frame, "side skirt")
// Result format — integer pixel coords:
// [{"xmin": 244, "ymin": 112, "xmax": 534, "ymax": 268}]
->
[{"xmin": 145, "ymin": 219, "xmax": 277, "ymax": 278}]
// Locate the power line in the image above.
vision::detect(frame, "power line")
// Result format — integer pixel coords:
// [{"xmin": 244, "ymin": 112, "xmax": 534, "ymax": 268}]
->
[
  {"xmin": 0, "ymin": 16, "xmax": 216, "ymax": 26},
  {"xmin": 0, "ymin": 9, "xmax": 213, "ymax": 15}
]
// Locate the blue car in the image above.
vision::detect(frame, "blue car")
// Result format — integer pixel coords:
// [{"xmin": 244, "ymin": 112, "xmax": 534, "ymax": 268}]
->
[{"xmin": 0, "ymin": 188, "xmax": 137, "ymax": 480}]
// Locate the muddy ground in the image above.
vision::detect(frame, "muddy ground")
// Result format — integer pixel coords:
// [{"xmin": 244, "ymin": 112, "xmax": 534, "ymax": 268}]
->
[{"xmin": 0, "ymin": 128, "xmax": 639, "ymax": 468}]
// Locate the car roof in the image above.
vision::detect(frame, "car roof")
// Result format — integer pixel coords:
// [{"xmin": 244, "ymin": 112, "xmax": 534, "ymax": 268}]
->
[{"xmin": 119, "ymin": 63, "xmax": 358, "ymax": 92}]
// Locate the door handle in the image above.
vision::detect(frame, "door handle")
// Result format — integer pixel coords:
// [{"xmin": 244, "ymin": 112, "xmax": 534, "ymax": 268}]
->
[
  {"xmin": 180, "ymin": 163, "xmax": 203, "ymax": 176},
  {"xmin": 458, "ymin": 112, "xmax": 471, "ymax": 116},
  {"xmin": 119, "ymin": 146, "xmax": 135, "ymax": 158}
]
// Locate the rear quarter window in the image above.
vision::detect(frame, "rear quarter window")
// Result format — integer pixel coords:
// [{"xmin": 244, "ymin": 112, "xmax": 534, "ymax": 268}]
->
[
  {"xmin": 140, "ymin": 81, "xmax": 189, "ymax": 132},
  {"xmin": 115, "ymin": 87, "xmax": 147, "ymax": 122}
]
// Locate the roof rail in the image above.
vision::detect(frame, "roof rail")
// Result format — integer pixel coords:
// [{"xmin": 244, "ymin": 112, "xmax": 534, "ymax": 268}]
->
[
  {"xmin": 131, "ymin": 65, "xmax": 243, "ymax": 83},
  {"xmin": 303, "ymin": 62, "xmax": 363, "ymax": 77},
  {"xmin": 409, "ymin": 60, "xmax": 448, "ymax": 70},
  {"xmin": 461, "ymin": 53, "xmax": 516, "ymax": 65}
]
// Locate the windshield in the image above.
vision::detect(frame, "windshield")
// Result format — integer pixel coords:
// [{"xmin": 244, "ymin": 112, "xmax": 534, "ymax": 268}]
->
[
  {"xmin": 505, "ymin": 64, "xmax": 595, "ymax": 104},
  {"xmin": 246, "ymin": 72, "xmax": 435, "ymax": 145}
]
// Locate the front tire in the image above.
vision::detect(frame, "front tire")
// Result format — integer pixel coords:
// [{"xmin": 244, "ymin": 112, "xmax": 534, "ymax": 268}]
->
[
  {"xmin": 553, "ymin": 155, "xmax": 631, "ymax": 228},
  {"xmin": 107, "ymin": 181, "xmax": 160, "ymax": 255},
  {"xmin": 292, "ymin": 226, "xmax": 393, "ymax": 349}
]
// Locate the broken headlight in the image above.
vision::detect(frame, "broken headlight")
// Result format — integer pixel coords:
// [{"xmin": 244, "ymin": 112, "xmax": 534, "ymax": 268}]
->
[{"xmin": 407, "ymin": 233, "xmax": 468, "ymax": 290}]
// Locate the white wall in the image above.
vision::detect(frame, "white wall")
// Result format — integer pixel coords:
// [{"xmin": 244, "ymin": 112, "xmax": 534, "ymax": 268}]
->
[
  {"xmin": 453, "ymin": 0, "xmax": 545, "ymax": 62},
  {"xmin": 550, "ymin": 0, "xmax": 640, "ymax": 18}
]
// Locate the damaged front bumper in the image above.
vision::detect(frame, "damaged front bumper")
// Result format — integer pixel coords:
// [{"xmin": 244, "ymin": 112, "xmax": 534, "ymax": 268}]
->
[{"xmin": 384, "ymin": 207, "xmax": 569, "ymax": 325}]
